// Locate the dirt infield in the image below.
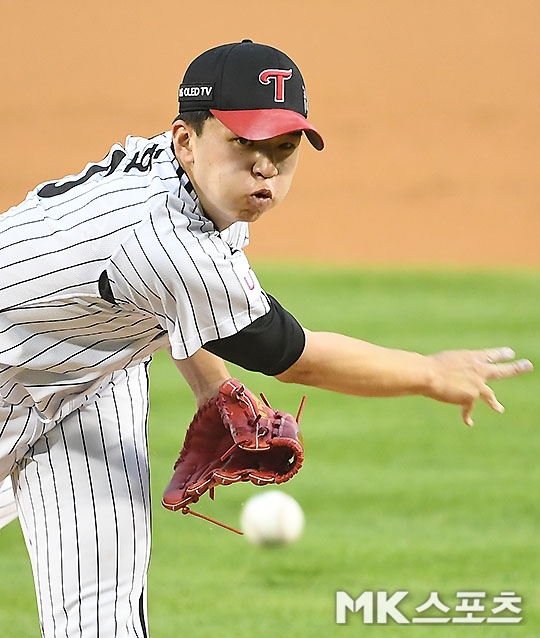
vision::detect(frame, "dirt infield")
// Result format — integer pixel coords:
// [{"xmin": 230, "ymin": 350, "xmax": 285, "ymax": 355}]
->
[{"xmin": 1, "ymin": 1, "xmax": 538, "ymax": 266}]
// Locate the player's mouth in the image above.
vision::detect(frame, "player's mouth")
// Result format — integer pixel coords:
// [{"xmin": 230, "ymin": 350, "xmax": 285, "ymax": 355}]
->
[
  {"xmin": 251, "ymin": 188, "xmax": 273, "ymax": 201},
  {"xmin": 248, "ymin": 188, "xmax": 274, "ymax": 210}
]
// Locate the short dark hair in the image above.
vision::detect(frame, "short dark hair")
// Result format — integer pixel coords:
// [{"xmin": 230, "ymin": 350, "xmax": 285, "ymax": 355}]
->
[{"xmin": 175, "ymin": 110, "xmax": 214, "ymax": 135}]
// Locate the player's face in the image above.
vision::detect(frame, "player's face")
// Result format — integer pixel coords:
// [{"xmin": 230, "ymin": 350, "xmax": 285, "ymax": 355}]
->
[{"xmin": 173, "ymin": 117, "xmax": 301, "ymax": 230}]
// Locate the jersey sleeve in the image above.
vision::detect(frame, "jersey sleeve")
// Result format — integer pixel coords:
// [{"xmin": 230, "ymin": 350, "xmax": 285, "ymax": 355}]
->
[
  {"xmin": 203, "ymin": 294, "xmax": 305, "ymax": 375},
  {"xmin": 103, "ymin": 195, "xmax": 270, "ymax": 359}
]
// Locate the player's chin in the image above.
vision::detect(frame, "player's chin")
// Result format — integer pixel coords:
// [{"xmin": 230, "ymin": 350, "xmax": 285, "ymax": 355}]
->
[{"xmin": 237, "ymin": 210, "xmax": 265, "ymax": 224}]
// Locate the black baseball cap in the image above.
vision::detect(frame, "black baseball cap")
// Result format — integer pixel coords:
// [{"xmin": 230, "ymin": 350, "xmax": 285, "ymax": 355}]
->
[{"xmin": 177, "ymin": 39, "xmax": 324, "ymax": 150}]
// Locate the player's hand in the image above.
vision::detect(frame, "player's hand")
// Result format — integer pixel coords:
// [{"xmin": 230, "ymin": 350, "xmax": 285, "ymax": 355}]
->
[{"xmin": 424, "ymin": 347, "xmax": 533, "ymax": 426}]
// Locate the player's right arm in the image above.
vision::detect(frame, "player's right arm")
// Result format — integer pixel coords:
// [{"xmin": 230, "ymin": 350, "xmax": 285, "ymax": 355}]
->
[
  {"xmin": 201, "ymin": 293, "xmax": 532, "ymax": 426},
  {"xmin": 275, "ymin": 330, "xmax": 533, "ymax": 426}
]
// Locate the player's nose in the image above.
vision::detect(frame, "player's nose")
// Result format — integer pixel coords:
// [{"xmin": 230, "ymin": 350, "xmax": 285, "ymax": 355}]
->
[{"xmin": 251, "ymin": 153, "xmax": 278, "ymax": 179}]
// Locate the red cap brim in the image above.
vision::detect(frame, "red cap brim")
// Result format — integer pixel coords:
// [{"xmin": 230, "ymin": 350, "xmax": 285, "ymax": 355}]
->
[{"xmin": 210, "ymin": 108, "xmax": 324, "ymax": 151}]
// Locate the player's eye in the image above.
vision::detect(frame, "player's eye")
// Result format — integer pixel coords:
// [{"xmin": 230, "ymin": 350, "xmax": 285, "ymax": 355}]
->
[
  {"xmin": 277, "ymin": 134, "xmax": 301, "ymax": 153},
  {"xmin": 235, "ymin": 137, "xmax": 253, "ymax": 147}
]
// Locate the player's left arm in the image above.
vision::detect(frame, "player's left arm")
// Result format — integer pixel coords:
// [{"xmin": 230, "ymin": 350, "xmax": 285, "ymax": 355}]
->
[
  {"xmin": 172, "ymin": 348, "xmax": 231, "ymax": 407},
  {"xmin": 171, "ymin": 293, "xmax": 302, "ymax": 405}
]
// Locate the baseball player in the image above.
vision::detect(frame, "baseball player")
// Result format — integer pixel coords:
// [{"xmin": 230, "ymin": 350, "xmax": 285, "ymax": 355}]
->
[{"xmin": 0, "ymin": 39, "xmax": 532, "ymax": 637}]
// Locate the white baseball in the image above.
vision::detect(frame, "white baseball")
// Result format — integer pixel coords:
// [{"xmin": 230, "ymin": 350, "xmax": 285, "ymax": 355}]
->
[{"xmin": 240, "ymin": 490, "xmax": 305, "ymax": 546}]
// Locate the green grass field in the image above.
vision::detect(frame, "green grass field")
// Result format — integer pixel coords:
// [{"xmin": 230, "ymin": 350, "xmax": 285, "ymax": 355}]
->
[{"xmin": 1, "ymin": 266, "xmax": 539, "ymax": 637}]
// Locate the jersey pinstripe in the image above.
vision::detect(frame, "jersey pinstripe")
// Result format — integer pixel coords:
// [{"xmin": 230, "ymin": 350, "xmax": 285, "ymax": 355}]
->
[
  {"xmin": 13, "ymin": 364, "xmax": 152, "ymax": 637},
  {"xmin": 0, "ymin": 475, "xmax": 16, "ymax": 528},
  {"xmin": 0, "ymin": 132, "xmax": 270, "ymax": 423}
]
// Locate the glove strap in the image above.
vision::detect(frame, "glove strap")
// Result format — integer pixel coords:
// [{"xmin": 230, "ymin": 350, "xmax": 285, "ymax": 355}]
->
[{"xmin": 180, "ymin": 505, "xmax": 243, "ymax": 535}]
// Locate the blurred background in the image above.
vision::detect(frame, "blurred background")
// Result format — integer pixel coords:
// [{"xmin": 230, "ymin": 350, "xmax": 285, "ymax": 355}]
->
[{"xmin": 1, "ymin": 0, "xmax": 538, "ymax": 266}]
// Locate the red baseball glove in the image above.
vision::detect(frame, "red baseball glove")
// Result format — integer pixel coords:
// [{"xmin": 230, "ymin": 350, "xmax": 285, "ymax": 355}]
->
[{"xmin": 162, "ymin": 378, "xmax": 305, "ymax": 533}]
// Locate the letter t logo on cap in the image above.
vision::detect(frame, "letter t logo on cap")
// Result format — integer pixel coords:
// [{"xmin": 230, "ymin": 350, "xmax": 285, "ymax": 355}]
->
[{"xmin": 259, "ymin": 69, "xmax": 293, "ymax": 103}]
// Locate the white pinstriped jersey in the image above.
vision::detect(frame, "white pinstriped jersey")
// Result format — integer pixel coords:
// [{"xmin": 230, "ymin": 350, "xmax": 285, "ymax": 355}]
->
[{"xmin": 0, "ymin": 132, "xmax": 270, "ymax": 423}]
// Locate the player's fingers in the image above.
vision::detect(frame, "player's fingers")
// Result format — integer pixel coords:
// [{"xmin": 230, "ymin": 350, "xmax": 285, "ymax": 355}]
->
[
  {"xmin": 462, "ymin": 386, "xmax": 505, "ymax": 426},
  {"xmin": 461, "ymin": 402, "xmax": 475, "ymax": 427},
  {"xmin": 479, "ymin": 384, "xmax": 505, "ymax": 414},
  {"xmin": 485, "ymin": 359, "xmax": 533, "ymax": 381},
  {"xmin": 480, "ymin": 346, "xmax": 516, "ymax": 363}
]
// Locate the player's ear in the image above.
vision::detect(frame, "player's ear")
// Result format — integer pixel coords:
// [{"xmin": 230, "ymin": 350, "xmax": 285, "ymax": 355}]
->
[{"xmin": 172, "ymin": 119, "xmax": 195, "ymax": 166}]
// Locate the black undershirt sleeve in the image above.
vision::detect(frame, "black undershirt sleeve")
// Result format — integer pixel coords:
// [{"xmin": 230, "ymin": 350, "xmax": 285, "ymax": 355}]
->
[{"xmin": 202, "ymin": 294, "xmax": 305, "ymax": 376}]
